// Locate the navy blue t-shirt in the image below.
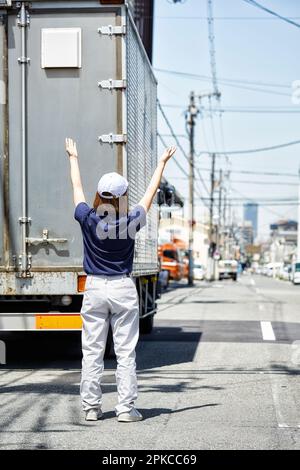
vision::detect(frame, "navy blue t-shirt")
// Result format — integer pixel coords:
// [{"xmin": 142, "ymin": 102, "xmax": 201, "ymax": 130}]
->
[{"xmin": 74, "ymin": 202, "xmax": 147, "ymax": 275}]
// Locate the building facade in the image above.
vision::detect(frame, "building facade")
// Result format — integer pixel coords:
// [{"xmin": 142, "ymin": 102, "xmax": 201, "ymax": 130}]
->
[{"xmin": 159, "ymin": 216, "xmax": 210, "ymax": 268}]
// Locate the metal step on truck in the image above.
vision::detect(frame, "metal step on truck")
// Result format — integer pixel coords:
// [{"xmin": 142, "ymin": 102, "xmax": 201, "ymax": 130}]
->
[{"xmin": 0, "ymin": 0, "xmax": 158, "ymax": 344}]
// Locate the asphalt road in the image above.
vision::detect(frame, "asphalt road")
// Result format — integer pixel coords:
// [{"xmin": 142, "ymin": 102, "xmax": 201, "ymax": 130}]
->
[{"xmin": 0, "ymin": 273, "xmax": 299, "ymax": 450}]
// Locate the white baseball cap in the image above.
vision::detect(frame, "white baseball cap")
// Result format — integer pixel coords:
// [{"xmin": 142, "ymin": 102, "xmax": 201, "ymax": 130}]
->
[{"xmin": 97, "ymin": 172, "xmax": 128, "ymax": 199}]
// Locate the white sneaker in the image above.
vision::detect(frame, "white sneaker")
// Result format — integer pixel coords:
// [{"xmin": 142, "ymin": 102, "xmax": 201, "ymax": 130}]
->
[
  {"xmin": 85, "ymin": 409, "xmax": 103, "ymax": 421},
  {"xmin": 117, "ymin": 408, "xmax": 143, "ymax": 422}
]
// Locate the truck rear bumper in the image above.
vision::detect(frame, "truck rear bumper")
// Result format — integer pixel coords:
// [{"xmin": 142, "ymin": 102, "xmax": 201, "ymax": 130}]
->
[
  {"xmin": 0, "ymin": 271, "xmax": 80, "ymax": 295},
  {"xmin": 0, "ymin": 273, "xmax": 158, "ymax": 331},
  {"xmin": 0, "ymin": 312, "xmax": 82, "ymax": 330}
]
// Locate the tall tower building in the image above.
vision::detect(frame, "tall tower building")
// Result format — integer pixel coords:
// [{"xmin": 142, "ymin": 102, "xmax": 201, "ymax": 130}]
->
[{"xmin": 244, "ymin": 203, "xmax": 258, "ymax": 241}]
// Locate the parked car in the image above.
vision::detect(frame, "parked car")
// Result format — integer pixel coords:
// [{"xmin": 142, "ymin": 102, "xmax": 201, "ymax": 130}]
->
[
  {"xmin": 218, "ymin": 259, "xmax": 238, "ymax": 281},
  {"xmin": 255, "ymin": 266, "xmax": 262, "ymax": 275},
  {"xmin": 158, "ymin": 269, "xmax": 169, "ymax": 291},
  {"xmin": 158, "ymin": 243, "xmax": 184, "ymax": 281},
  {"xmin": 279, "ymin": 265, "xmax": 291, "ymax": 281},
  {"xmin": 193, "ymin": 262, "xmax": 206, "ymax": 280},
  {"xmin": 265, "ymin": 262, "xmax": 283, "ymax": 278},
  {"xmin": 290, "ymin": 262, "xmax": 300, "ymax": 285},
  {"xmin": 262, "ymin": 265, "xmax": 269, "ymax": 276}
]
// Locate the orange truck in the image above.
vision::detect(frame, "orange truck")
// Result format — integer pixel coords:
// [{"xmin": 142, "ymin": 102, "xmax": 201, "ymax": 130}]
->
[
  {"xmin": 173, "ymin": 238, "xmax": 189, "ymax": 279},
  {"xmin": 158, "ymin": 243, "xmax": 185, "ymax": 282}
]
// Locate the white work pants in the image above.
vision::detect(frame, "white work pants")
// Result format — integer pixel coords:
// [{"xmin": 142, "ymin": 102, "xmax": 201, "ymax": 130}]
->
[{"xmin": 80, "ymin": 274, "xmax": 139, "ymax": 415}]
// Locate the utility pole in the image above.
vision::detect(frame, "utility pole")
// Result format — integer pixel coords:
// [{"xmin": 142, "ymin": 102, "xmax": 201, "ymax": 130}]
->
[
  {"xmin": 297, "ymin": 166, "xmax": 300, "ymax": 261},
  {"xmin": 186, "ymin": 90, "xmax": 220, "ymax": 285},
  {"xmin": 217, "ymin": 169, "xmax": 223, "ymax": 255},
  {"xmin": 223, "ymin": 187, "xmax": 227, "ymax": 258},
  {"xmin": 186, "ymin": 91, "xmax": 198, "ymax": 286},
  {"xmin": 208, "ymin": 153, "xmax": 216, "ymax": 280}
]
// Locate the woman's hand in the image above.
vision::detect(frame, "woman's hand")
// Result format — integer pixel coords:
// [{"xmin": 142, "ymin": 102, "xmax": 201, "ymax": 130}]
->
[
  {"xmin": 160, "ymin": 146, "xmax": 177, "ymax": 164},
  {"xmin": 65, "ymin": 137, "xmax": 78, "ymax": 158}
]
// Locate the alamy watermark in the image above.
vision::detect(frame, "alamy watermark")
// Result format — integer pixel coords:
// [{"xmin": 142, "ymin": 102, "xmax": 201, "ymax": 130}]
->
[{"xmin": 93, "ymin": 197, "xmax": 158, "ymax": 242}]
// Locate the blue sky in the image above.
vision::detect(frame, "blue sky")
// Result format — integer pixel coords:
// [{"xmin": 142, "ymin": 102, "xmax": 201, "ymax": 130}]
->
[{"xmin": 152, "ymin": 0, "xmax": 300, "ymax": 239}]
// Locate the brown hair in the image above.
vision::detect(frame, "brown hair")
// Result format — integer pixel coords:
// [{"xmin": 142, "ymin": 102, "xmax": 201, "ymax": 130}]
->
[{"xmin": 93, "ymin": 191, "xmax": 128, "ymax": 215}]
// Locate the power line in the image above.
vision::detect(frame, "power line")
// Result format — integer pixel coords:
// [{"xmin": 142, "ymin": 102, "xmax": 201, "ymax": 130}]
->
[
  {"xmin": 153, "ymin": 16, "xmax": 300, "ymax": 21},
  {"xmin": 195, "ymin": 138, "xmax": 300, "ymax": 156},
  {"xmin": 214, "ymin": 109, "xmax": 300, "ymax": 114},
  {"xmin": 241, "ymin": 0, "xmax": 300, "ymax": 30},
  {"xmin": 195, "ymin": 166, "xmax": 210, "ymax": 197},
  {"xmin": 159, "ymin": 133, "xmax": 188, "ymax": 139},
  {"xmin": 229, "ymin": 187, "xmax": 293, "ymax": 218},
  {"xmin": 157, "ymin": 99, "xmax": 189, "ymax": 164},
  {"xmin": 158, "ymin": 99, "xmax": 211, "ymax": 206},
  {"xmin": 229, "ymin": 180, "xmax": 298, "ymax": 186},
  {"xmin": 230, "ymin": 169, "xmax": 299, "ymax": 178},
  {"xmin": 218, "ymin": 202, "xmax": 300, "ymax": 207},
  {"xmin": 157, "ymin": 106, "xmax": 300, "ymax": 202},
  {"xmin": 184, "ymin": 198, "xmax": 300, "ymax": 208},
  {"xmin": 199, "ymin": 113, "xmax": 212, "ymax": 154},
  {"xmin": 197, "ymin": 168, "xmax": 299, "ymax": 178},
  {"xmin": 163, "ymin": 105, "xmax": 300, "ymax": 109},
  {"xmin": 157, "ymin": 131, "xmax": 210, "ymax": 208},
  {"xmin": 161, "ymin": 104, "xmax": 300, "ymax": 114},
  {"xmin": 155, "ymin": 68, "xmax": 290, "ymax": 92},
  {"xmin": 170, "ymin": 176, "xmax": 299, "ymax": 186},
  {"xmin": 157, "ymin": 132, "xmax": 188, "ymax": 177},
  {"xmin": 199, "ymin": 197, "xmax": 299, "ymax": 202}
]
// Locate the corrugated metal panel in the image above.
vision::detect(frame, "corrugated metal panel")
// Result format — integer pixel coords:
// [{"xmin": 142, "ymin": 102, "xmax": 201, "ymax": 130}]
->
[
  {"xmin": 0, "ymin": 3, "xmax": 158, "ymax": 293},
  {"xmin": 0, "ymin": 20, "xmax": 5, "ymax": 268},
  {"xmin": 126, "ymin": 12, "xmax": 158, "ymax": 275}
]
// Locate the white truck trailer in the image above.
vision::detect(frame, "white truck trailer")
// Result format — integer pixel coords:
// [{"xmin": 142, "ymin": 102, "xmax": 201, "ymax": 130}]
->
[{"xmin": 0, "ymin": 0, "xmax": 158, "ymax": 335}]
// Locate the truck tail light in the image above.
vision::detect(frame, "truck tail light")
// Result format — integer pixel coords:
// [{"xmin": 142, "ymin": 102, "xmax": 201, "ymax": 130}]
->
[{"xmin": 77, "ymin": 275, "xmax": 87, "ymax": 292}]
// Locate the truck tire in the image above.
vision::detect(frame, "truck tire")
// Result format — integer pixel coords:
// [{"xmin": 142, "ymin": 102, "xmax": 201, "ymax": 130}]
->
[
  {"xmin": 165, "ymin": 272, "xmax": 170, "ymax": 289},
  {"xmin": 140, "ymin": 314, "xmax": 154, "ymax": 334},
  {"xmin": 157, "ymin": 278, "xmax": 162, "ymax": 298}
]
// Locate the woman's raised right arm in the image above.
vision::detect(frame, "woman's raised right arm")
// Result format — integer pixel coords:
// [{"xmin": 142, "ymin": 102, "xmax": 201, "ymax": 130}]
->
[{"xmin": 139, "ymin": 146, "xmax": 177, "ymax": 213}]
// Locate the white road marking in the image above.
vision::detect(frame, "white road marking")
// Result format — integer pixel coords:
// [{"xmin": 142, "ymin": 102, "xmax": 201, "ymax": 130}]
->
[
  {"xmin": 270, "ymin": 376, "xmax": 300, "ymax": 429},
  {"xmin": 271, "ymin": 381, "xmax": 289, "ymax": 429},
  {"xmin": 259, "ymin": 304, "xmax": 265, "ymax": 311},
  {"xmin": 260, "ymin": 321, "xmax": 276, "ymax": 341},
  {"xmin": 250, "ymin": 278, "xmax": 255, "ymax": 286}
]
